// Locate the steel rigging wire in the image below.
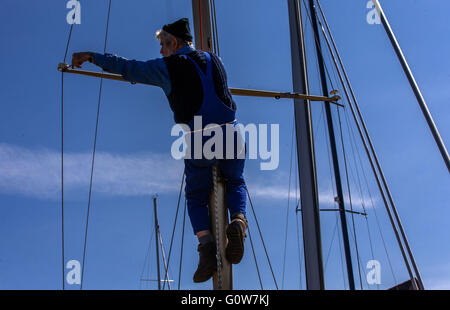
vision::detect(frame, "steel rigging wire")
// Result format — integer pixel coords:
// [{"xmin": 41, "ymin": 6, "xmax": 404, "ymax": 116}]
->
[
  {"xmin": 314, "ymin": 0, "xmax": 422, "ymax": 289},
  {"xmin": 61, "ymin": 0, "xmax": 82, "ymax": 291},
  {"xmin": 78, "ymin": 0, "xmax": 113, "ymax": 290}
]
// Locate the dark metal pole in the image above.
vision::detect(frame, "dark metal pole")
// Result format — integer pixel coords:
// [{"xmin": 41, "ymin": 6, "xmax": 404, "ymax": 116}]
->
[
  {"xmin": 288, "ymin": 0, "xmax": 325, "ymax": 290},
  {"xmin": 307, "ymin": 0, "xmax": 355, "ymax": 290},
  {"xmin": 372, "ymin": 0, "xmax": 450, "ymax": 173},
  {"xmin": 153, "ymin": 195, "xmax": 161, "ymax": 290}
]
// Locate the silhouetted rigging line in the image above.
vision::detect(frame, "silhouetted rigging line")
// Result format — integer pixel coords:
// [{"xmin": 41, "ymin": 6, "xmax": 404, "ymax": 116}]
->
[
  {"xmin": 312, "ymin": 0, "xmax": 419, "ymax": 289},
  {"xmin": 295, "ymin": 204, "xmax": 304, "ymax": 290},
  {"xmin": 315, "ymin": 0, "xmax": 423, "ymax": 289},
  {"xmin": 323, "ymin": 215, "xmax": 340, "ymax": 272},
  {"xmin": 80, "ymin": 0, "xmax": 112, "ymax": 290},
  {"xmin": 321, "ymin": 104, "xmax": 347, "ymax": 289},
  {"xmin": 245, "ymin": 187, "xmax": 279, "ymax": 289},
  {"xmin": 300, "ymin": 0, "xmax": 336, "ymax": 93},
  {"xmin": 336, "ymin": 106, "xmax": 364, "ymax": 289},
  {"xmin": 60, "ymin": 0, "xmax": 80, "ymax": 291},
  {"xmin": 340, "ymin": 108, "xmax": 379, "ymax": 290},
  {"xmin": 159, "ymin": 229, "xmax": 171, "ymax": 290},
  {"xmin": 341, "ymin": 107, "xmax": 382, "ymax": 290},
  {"xmin": 282, "ymin": 116, "xmax": 296, "ymax": 289},
  {"xmin": 139, "ymin": 229, "xmax": 155, "ymax": 290},
  {"xmin": 163, "ymin": 172, "xmax": 185, "ymax": 290},
  {"xmin": 247, "ymin": 226, "xmax": 264, "ymax": 290},
  {"xmin": 310, "ymin": 1, "xmax": 392, "ymax": 288},
  {"xmin": 312, "ymin": 9, "xmax": 379, "ymax": 287},
  {"xmin": 294, "ymin": 153, "xmax": 304, "ymax": 290},
  {"xmin": 178, "ymin": 199, "xmax": 187, "ymax": 290},
  {"xmin": 307, "ymin": 8, "xmax": 353, "ymax": 288},
  {"xmin": 303, "ymin": 6, "xmax": 349, "ymax": 288},
  {"xmin": 343, "ymin": 108, "xmax": 397, "ymax": 285}
]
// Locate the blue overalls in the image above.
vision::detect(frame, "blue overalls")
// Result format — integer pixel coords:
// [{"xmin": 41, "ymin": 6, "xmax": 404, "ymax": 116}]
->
[{"xmin": 183, "ymin": 52, "xmax": 247, "ymax": 234}]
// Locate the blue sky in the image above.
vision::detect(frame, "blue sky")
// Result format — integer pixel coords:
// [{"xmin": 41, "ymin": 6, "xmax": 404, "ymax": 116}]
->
[{"xmin": 0, "ymin": 0, "xmax": 449, "ymax": 290}]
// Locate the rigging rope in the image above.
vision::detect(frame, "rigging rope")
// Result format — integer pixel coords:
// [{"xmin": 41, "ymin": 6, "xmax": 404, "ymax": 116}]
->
[
  {"xmin": 294, "ymin": 158, "xmax": 304, "ymax": 289},
  {"xmin": 60, "ymin": 0, "xmax": 80, "ymax": 290},
  {"xmin": 320, "ymin": 103, "xmax": 347, "ymax": 289},
  {"xmin": 163, "ymin": 172, "xmax": 185, "ymax": 290},
  {"xmin": 247, "ymin": 226, "xmax": 264, "ymax": 289},
  {"xmin": 312, "ymin": 0, "xmax": 398, "ymax": 286},
  {"xmin": 80, "ymin": 0, "xmax": 112, "ymax": 290},
  {"xmin": 301, "ymin": 0, "xmax": 336, "ymax": 92},
  {"xmin": 281, "ymin": 116, "xmax": 296, "ymax": 289},
  {"xmin": 315, "ymin": 0, "xmax": 421, "ymax": 289},
  {"xmin": 308, "ymin": 0, "xmax": 379, "ymax": 289},
  {"xmin": 139, "ymin": 229, "xmax": 155, "ymax": 290},
  {"xmin": 304, "ymin": 0, "xmax": 419, "ymax": 289},
  {"xmin": 295, "ymin": 203, "xmax": 304, "ymax": 289},
  {"xmin": 177, "ymin": 199, "xmax": 187, "ymax": 290},
  {"xmin": 158, "ymin": 230, "xmax": 172, "ymax": 290},
  {"xmin": 245, "ymin": 187, "xmax": 279, "ymax": 289},
  {"xmin": 336, "ymin": 106, "xmax": 364, "ymax": 289},
  {"xmin": 343, "ymin": 108, "xmax": 398, "ymax": 284}
]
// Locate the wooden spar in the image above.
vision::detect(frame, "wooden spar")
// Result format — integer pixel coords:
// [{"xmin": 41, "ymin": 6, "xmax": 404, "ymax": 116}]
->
[
  {"xmin": 230, "ymin": 88, "xmax": 342, "ymax": 104},
  {"xmin": 57, "ymin": 63, "xmax": 342, "ymax": 104},
  {"xmin": 210, "ymin": 165, "xmax": 232, "ymax": 290},
  {"xmin": 191, "ymin": 0, "xmax": 231, "ymax": 290}
]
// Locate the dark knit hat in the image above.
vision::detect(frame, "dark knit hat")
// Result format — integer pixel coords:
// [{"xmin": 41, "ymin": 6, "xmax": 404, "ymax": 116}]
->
[{"xmin": 162, "ymin": 18, "xmax": 193, "ymax": 42}]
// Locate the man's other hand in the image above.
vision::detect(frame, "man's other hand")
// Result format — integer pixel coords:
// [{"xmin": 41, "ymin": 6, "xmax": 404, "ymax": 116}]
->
[{"xmin": 71, "ymin": 52, "xmax": 94, "ymax": 68}]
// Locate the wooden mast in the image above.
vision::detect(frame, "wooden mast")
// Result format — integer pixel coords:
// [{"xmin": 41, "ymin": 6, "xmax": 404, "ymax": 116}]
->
[{"xmin": 191, "ymin": 0, "xmax": 233, "ymax": 290}]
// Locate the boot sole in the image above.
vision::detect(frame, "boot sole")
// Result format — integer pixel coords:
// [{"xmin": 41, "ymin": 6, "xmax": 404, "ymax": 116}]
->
[
  {"xmin": 226, "ymin": 223, "xmax": 244, "ymax": 264},
  {"xmin": 193, "ymin": 267, "xmax": 217, "ymax": 283}
]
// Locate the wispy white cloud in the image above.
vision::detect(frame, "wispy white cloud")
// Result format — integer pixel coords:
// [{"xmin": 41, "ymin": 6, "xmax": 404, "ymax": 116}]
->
[
  {"xmin": 246, "ymin": 182, "xmax": 376, "ymax": 209},
  {"xmin": 0, "ymin": 143, "xmax": 183, "ymax": 200},
  {"xmin": 0, "ymin": 143, "xmax": 377, "ymax": 208}
]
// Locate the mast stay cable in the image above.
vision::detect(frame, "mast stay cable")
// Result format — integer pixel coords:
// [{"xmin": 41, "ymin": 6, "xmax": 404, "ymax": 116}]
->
[
  {"xmin": 336, "ymin": 107, "xmax": 364, "ymax": 289},
  {"xmin": 313, "ymin": 0, "xmax": 420, "ymax": 289},
  {"xmin": 245, "ymin": 187, "xmax": 279, "ymax": 289},
  {"xmin": 247, "ymin": 226, "xmax": 264, "ymax": 290},
  {"xmin": 343, "ymin": 109, "xmax": 398, "ymax": 285},
  {"xmin": 163, "ymin": 172, "xmax": 185, "ymax": 290},
  {"xmin": 60, "ymin": 0, "xmax": 79, "ymax": 290},
  {"xmin": 282, "ymin": 117, "xmax": 296, "ymax": 289},
  {"xmin": 80, "ymin": 0, "xmax": 113, "ymax": 290},
  {"xmin": 139, "ymin": 229, "xmax": 155, "ymax": 290},
  {"xmin": 178, "ymin": 199, "xmax": 187, "ymax": 290},
  {"xmin": 158, "ymin": 230, "xmax": 171, "ymax": 290}
]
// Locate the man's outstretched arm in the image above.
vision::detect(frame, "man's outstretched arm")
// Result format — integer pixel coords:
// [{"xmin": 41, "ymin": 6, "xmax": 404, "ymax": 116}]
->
[{"xmin": 71, "ymin": 52, "xmax": 171, "ymax": 95}]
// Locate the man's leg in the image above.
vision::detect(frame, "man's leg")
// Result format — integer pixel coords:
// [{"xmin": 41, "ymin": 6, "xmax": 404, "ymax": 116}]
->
[
  {"xmin": 184, "ymin": 158, "xmax": 217, "ymax": 282},
  {"xmin": 218, "ymin": 157, "xmax": 247, "ymax": 218},
  {"xmin": 184, "ymin": 159, "xmax": 214, "ymax": 234},
  {"xmin": 218, "ymin": 157, "xmax": 247, "ymax": 264}
]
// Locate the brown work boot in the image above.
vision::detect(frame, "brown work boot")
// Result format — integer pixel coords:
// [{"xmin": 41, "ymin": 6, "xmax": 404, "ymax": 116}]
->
[
  {"xmin": 193, "ymin": 241, "xmax": 217, "ymax": 283},
  {"xmin": 226, "ymin": 213, "xmax": 247, "ymax": 264}
]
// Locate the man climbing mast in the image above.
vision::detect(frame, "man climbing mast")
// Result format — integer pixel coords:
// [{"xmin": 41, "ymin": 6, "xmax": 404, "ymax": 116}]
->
[{"xmin": 71, "ymin": 18, "xmax": 248, "ymax": 283}]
